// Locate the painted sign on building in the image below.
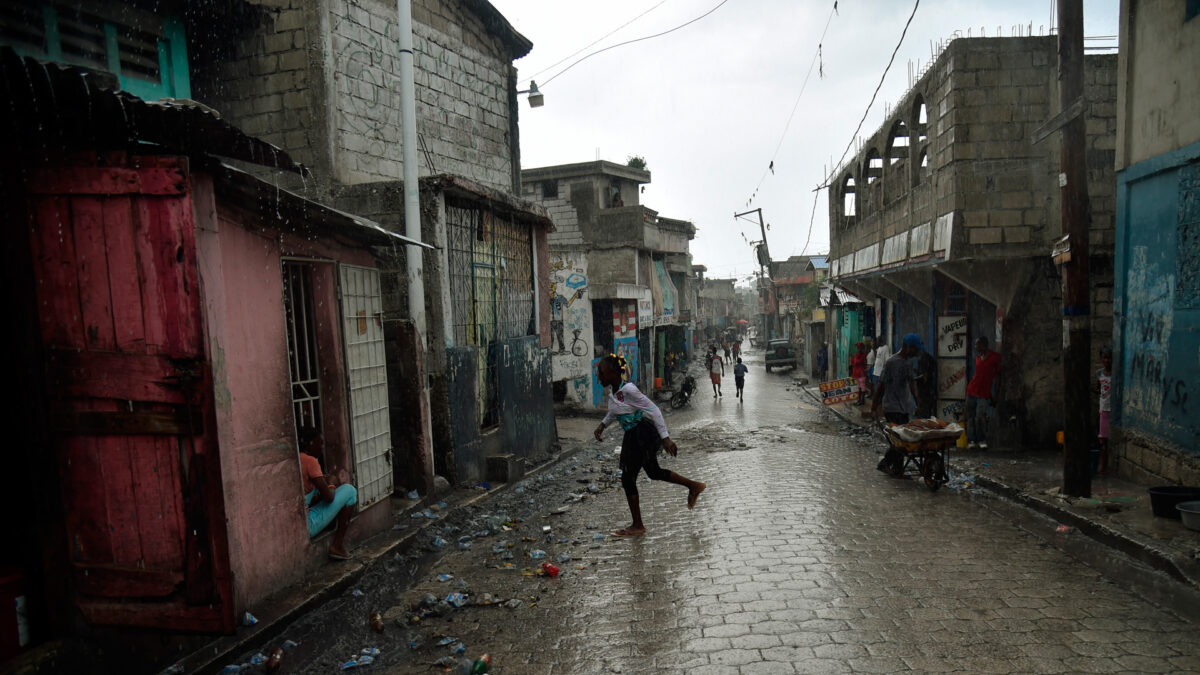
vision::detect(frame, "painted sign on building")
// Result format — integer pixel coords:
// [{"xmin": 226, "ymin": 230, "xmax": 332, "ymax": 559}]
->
[
  {"xmin": 819, "ymin": 377, "xmax": 860, "ymax": 405},
  {"xmin": 549, "ymin": 252, "xmax": 593, "ymax": 405}
]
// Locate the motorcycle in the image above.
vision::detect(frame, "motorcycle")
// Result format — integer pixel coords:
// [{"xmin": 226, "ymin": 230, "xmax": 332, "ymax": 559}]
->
[{"xmin": 669, "ymin": 375, "xmax": 697, "ymax": 409}]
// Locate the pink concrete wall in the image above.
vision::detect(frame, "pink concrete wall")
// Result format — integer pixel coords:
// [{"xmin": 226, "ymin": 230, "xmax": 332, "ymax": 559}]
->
[{"xmin": 194, "ymin": 188, "xmax": 388, "ymax": 610}]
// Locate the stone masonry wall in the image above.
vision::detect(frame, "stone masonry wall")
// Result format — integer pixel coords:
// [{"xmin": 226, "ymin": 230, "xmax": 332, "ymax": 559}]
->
[{"xmin": 522, "ymin": 178, "xmax": 584, "ymax": 248}]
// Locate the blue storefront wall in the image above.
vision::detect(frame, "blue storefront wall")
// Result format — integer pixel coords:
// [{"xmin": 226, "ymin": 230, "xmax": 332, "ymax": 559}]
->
[{"xmin": 1114, "ymin": 140, "xmax": 1200, "ymax": 454}]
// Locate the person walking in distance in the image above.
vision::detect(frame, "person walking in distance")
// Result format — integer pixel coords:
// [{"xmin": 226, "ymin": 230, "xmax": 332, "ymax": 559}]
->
[
  {"xmin": 864, "ymin": 337, "xmax": 876, "ymax": 397},
  {"xmin": 1094, "ymin": 346, "xmax": 1113, "ymax": 474},
  {"xmin": 965, "ymin": 336, "xmax": 1001, "ymax": 449},
  {"xmin": 593, "ymin": 354, "xmax": 705, "ymax": 536},
  {"xmin": 723, "ymin": 340, "xmax": 732, "ymax": 365},
  {"xmin": 709, "ymin": 347, "xmax": 725, "ymax": 398},
  {"xmin": 733, "ymin": 357, "xmax": 748, "ymax": 401},
  {"xmin": 816, "ymin": 343, "xmax": 829, "ymax": 380}
]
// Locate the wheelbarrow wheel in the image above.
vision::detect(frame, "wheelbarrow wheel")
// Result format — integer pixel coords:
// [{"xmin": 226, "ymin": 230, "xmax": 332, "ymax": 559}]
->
[
  {"xmin": 670, "ymin": 391, "xmax": 688, "ymax": 409},
  {"xmin": 923, "ymin": 454, "xmax": 945, "ymax": 491}
]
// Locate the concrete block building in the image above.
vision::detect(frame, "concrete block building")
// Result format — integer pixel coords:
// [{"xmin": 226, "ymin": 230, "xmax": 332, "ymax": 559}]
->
[
  {"xmin": 184, "ymin": 0, "xmax": 558, "ymax": 489},
  {"xmin": 521, "ymin": 161, "xmax": 697, "ymax": 408},
  {"xmin": 1111, "ymin": 0, "xmax": 1200, "ymax": 483},
  {"xmin": 827, "ymin": 36, "xmax": 1118, "ymax": 448}
]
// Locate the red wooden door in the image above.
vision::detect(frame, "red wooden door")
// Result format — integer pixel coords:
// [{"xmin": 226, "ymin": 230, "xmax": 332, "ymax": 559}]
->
[{"xmin": 27, "ymin": 158, "xmax": 234, "ymax": 632}]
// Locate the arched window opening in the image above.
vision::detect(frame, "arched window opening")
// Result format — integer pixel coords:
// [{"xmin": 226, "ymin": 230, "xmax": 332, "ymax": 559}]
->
[
  {"xmin": 887, "ymin": 120, "xmax": 909, "ymax": 165},
  {"xmin": 864, "ymin": 149, "xmax": 883, "ymax": 184},
  {"xmin": 914, "ymin": 97, "xmax": 928, "ymax": 143},
  {"xmin": 842, "ymin": 175, "xmax": 857, "ymax": 218},
  {"xmin": 914, "ymin": 147, "xmax": 930, "ymax": 184}
]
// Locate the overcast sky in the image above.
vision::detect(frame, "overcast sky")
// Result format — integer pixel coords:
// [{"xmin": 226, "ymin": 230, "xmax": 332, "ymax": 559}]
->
[{"xmin": 489, "ymin": 0, "xmax": 1119, "ymax": 284}]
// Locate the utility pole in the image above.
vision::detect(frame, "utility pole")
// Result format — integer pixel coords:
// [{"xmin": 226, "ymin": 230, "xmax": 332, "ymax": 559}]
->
[
  {"xmin": 1058, "ymin": 0, "xmax": 1092, "ymax": 497},
  {"xmin": 734, "ymin": 208, "xmax": 778, "ymax": 339}
]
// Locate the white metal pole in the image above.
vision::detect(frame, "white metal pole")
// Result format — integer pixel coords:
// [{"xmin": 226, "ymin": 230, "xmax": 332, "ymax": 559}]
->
[
  {"xmin": 397, "ymin": 0, "xmax": 434, "ymax": 489},
  {"xmin": 396, "ymin": 0, "xmax": 426, "ymax": 340}
]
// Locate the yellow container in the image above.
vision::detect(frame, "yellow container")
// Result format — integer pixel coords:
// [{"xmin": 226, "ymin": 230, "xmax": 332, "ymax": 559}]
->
[
  {"xmin": 1056, "ymin": 430, "xmax": 1065, "ymax": 445},
  {"xmin": 956, "ymin": 431, "xmax": 967, "ymax": 448}
]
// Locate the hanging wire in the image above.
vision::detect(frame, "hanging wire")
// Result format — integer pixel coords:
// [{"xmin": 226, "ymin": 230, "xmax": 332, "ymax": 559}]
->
[
  {"xmin": 740, "ymin": 1, "xmax": 838, "ymax": 208},
  {"xmin": 821, "ymin": 0, "xmax": 920, "ymax": 189},
  {"xmin": 525, "ymin": 1, "xmax": 670, "ymax": 82},
  {"xmin": 541, "ymin": 0, "xmax": 732, "ymax": 87}
]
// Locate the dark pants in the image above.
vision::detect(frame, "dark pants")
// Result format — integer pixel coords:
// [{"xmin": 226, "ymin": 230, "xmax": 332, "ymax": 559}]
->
[
  {"xmin": 884, "ymin": 412, "xmax": 909, "ymax": 425},
  {"xmin": 620, "ymin": 420, "xmax": 671, "ymax": 496}
]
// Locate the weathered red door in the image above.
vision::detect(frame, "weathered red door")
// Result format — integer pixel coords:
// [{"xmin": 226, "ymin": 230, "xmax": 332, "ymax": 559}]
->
[{"xmin": 27, "ymin": 157, "xmax": 234, "ymax": 632}]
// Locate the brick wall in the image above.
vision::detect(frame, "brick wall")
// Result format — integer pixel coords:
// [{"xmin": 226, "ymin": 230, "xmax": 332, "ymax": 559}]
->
[{"xmin": 190, "ymin": 0, "xmax": 520, "ymax": 194}]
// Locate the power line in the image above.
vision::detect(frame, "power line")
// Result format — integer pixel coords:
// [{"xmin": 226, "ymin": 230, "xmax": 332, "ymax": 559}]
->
[
  {"xmin": 541, "ymin": 0, "xmax": 732, "ymax": 87},
  {"xmin": 525, "ymin": 1, "xmax": 670, "ymax": 82},
  {"xmin": 822, "ymin": 0, "xmax": 920, "ymax": 188},
  {"xmin": 741, "ymin": 1, "xmax": 838, "ymax": 209}
]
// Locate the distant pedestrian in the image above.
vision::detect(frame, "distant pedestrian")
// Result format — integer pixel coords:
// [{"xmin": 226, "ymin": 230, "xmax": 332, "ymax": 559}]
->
[
  {"xmin": 594, "ymin": 354, "xmax": 706, "ymax": 537},
  {"xmin": 1094, "ymin": 346, "xmax": 1113, "ymax": 474},
  {"xmin": 871, "ymin": 333, "xmax": 921, "ymax": 424},
  {"xmin": 723, "ymin": 340, "xmax": 732, "ymax": 364},
  {"xmin": 734, "ymin": 357, "xmax": 748, "ymax": 400},
  {"xmin": 850, "ymin": 342, "xmax": 869, "ymax": 405},
  {"xmin": 965, "ymin": 336, "xmax": 1001, "ymax": 450},
  {"xmin": 732, "ymin": 340, "xmax": 741, "ymax": 362},
  {"xmin": 816, "ymin": 343, "xmax": 828, "ymax": 380},
  {"xmin": 871, "ymin": 335, "xmax": 891, "ymax": 393},
  {"xmin": 864, "ymin": 337, "xmax": 876, "ymax": 396},
  {"xmin": 911, "ymin": 337, "xmax": 938, "ymax": 418},
  {"xmin": 709, "ymin": 348, "xmax": 725, "ymax": 397}
]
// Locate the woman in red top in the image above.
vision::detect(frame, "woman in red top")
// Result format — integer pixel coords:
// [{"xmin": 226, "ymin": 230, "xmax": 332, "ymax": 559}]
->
[{"xmin": 850, "ymin": 341, "xmax": 869, "ymax": 405}]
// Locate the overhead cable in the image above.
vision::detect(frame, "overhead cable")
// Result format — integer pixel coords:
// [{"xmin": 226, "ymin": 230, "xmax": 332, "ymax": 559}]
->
[
  {"xmin": 541, "ymin": 0, "xmax": 732, "ymax": 87},
  {"xmin": 525, "ymin": 1, "xmax": 670, "ymax": 82},
  {"xmin": 822, "ymin": 0, "xmax": 920, "ymax": 189}
]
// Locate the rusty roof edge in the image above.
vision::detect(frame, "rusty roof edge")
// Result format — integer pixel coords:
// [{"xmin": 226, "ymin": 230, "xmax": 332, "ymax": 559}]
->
[
  {"xmin": 421, "ymin": 173, "xmax": 554, "ymax": 231},
  {"xmin": 215, "ymin": 162, "xmax": 434, "ymax": 249}
]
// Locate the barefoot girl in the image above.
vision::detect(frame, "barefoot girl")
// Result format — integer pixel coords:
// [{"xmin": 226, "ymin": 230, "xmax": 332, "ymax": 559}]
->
[{"xmin": 593, "ymin": 354, "xmax": 706, "ymax": 536}]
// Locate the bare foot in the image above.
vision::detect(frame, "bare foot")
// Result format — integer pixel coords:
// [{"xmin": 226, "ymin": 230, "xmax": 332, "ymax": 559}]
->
[
  {"xmin": 688, "ymin": 482, "xmax": 706, "ymax": 509},
  {"xmin": 328, "ymin": 545, "xmax": 352, "ymax": 560},
  {"xmin": 612, "ymin": 527, "xmax": 646, "ymax": 536}
]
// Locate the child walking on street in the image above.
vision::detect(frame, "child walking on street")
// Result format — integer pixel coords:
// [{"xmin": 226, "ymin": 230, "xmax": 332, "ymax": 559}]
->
[
  {"xmin": 734, "ymin": 357, "xmax": 748, "ymax": 400},
  {"xmin": 709, "ymin": 348, "xmax": 725, "ymax": 398},
  {"xmin": 1095, "ymin": 346, "xmax": 1113, "ymax": 475},
  {"xmin": 594, "ymin": 354, "xmax": 706, "ymax": 536}
]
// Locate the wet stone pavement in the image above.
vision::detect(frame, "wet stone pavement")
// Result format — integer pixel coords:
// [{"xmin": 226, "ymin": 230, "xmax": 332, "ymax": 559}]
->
[{"xmin": 229, "ymin": 350, "xmax": 1200, "ymax": 674}]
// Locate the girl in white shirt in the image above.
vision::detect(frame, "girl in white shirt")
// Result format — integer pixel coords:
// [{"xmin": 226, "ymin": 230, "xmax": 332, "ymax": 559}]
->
[{"xmin": 593, "ymin": 354, "xmax": 706, "ymax": 536}]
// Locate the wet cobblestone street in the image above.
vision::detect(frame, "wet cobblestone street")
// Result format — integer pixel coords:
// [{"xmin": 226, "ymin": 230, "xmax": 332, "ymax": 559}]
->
[{"xmin": 243, "ymin": 351, "xmax": 1200, "ymax": 674}]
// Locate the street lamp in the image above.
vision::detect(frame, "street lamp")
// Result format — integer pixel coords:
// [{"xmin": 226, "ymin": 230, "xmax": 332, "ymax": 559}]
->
[{"xmin": 518, "ymin": 80, "xmax": 544, "ymax": 108}]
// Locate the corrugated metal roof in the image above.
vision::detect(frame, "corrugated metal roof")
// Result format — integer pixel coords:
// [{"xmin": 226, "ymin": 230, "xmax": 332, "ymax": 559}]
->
[{"xmin": 1, "ymin": 47, "xmax": 308, "ymax": 175}]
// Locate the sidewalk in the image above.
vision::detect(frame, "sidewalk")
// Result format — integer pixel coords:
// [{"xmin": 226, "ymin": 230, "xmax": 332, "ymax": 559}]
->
[{"xmin": 801, "ymin": 381, "xmax": 1200, "ymax": 621}]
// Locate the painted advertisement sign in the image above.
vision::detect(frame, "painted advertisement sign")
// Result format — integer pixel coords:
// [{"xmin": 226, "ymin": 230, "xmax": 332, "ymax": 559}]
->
[{"xmin": 819, "ymin": 377, "xmax": 860, "ymax": 405}]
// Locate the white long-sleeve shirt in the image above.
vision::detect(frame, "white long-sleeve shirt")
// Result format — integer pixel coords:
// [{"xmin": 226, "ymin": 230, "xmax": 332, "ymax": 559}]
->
[{"xmin": 601, "ymin": 382, "xmax": 670, "ymax": 439}]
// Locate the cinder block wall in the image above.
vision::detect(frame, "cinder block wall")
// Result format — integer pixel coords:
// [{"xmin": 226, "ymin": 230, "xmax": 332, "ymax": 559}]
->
[
  {"xmin": 522, "ymin": 178, "xmax": 584, "ymax": 248},
  {"xmin": 189, "ymin": 0, "xmax": 519, "ymax": 194}
]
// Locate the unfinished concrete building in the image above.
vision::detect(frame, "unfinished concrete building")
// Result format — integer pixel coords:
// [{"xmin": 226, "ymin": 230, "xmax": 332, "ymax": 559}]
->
[
  {"xmin": 827, "ymin": 36, "xmax": 1117, "ymax": 448},
  {"xmin": 521, "ymin": 161, "xmax": 696, "ymax": 408}
]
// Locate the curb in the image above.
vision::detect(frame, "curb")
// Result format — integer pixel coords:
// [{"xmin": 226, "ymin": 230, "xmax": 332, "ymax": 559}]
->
[{"xmin": 180, "ymin": 445, "xmax": 585, "ymax": 675}]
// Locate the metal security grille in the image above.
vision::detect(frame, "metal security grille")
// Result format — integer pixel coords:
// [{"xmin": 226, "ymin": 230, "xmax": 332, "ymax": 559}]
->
[
  {"xmin": 446, "ymin": 201, "xmax": 535, "ymax": 428},
  {"xmin": 283, "ymin": 261, "xmax": 323, "ymax": 434},
  {"xmin": 338, "ymin": 265, "xmax": 393, "ymax": 508}
]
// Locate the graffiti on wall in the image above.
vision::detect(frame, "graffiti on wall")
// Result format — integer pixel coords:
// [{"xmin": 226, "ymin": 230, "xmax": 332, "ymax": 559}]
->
[
  {"xmin": 1122, "ymin": 247, "xmax": 1187, "ymax": 422},
  {"xmin": 549, "ymin": 253, "xmax": 593, "ymax": 404}
]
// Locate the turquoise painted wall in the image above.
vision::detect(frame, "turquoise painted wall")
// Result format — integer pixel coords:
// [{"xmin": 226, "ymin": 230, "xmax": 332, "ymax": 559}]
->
[{"xmin": 1114, "ymin": 140, "xmax": 1200, "ymax": 453}]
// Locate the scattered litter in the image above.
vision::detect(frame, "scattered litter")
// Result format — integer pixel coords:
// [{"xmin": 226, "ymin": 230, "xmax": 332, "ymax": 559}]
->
[
  {"xmin": 492, "ymin": 541, "xmax": 509, "ymax": 553},
  {"xmin": 392, "ymin": 524, "xmax": 407, "ymax": 530},
  {"xmin": 445, "ymin": 593, "xmax": 467, "ymax": 608},
  {"xmin": 551, "ymin": 506, "xmax": 569, "ymax": 515},
  {"xmin": 221, "ymin": 665, "xmax": 244, "ymax": 674},
  {"xmin": 242, "ymin": 612, "xmax": 258, "ymax": 626},
  {"xmin": 339, "ymin": 655, "xmax": 374, "ymax": 670},
  {"xmin": 282, "ymin": 640, "xmax": 299, "ymax": 650},
  {"xmin": 449, "ymin": 642, "xmax": 467, "ymax": 655},
  {"xmin": 541, "ymin": 562, "xmax": 560, "ymax": 578},
  {"xmin": 529, "ymin": 549, "xmax": 546, "ymax": 559},
  {"xmin": 1055, "ymin": 525, "xmax": 1073, "ymax": 533},
  {"xmin": 593, "ymin": 533, "xmax": 605, "ymax": 541},
  {"xmin": 475, "ymin": 482, "xmax": 491, "ymax": 490},
  {"xmin": 437, "ymin": 573, "xmax": 454, "ymax": 582},
  {"xmin": 407, "ymin": 490, "xmax": 419, "ymax": 500},
  {"xmin": 438, "ymin": 637, "xmax": 458, "ymax": 646},
  {"xmin": 433, "ymin": 537, "xmax": 448, "ymax": 547},
  {"xmin": 556, "ymin": 553, "xmax": 572, "ymax": 563},
  {"xmin": 369, "ymin": 611, "xmax": 384, "ymax": 633},
  {"xmin": 351, "ymin": 589, "xmax": 365, "ymax": 598},
  {"xmin": 249, "ymin": 653, "xmax": 268, "ymax": 666},
  {"xmin": 265, "ymin": 647, "xmax": 284, "ymax": 672}
]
